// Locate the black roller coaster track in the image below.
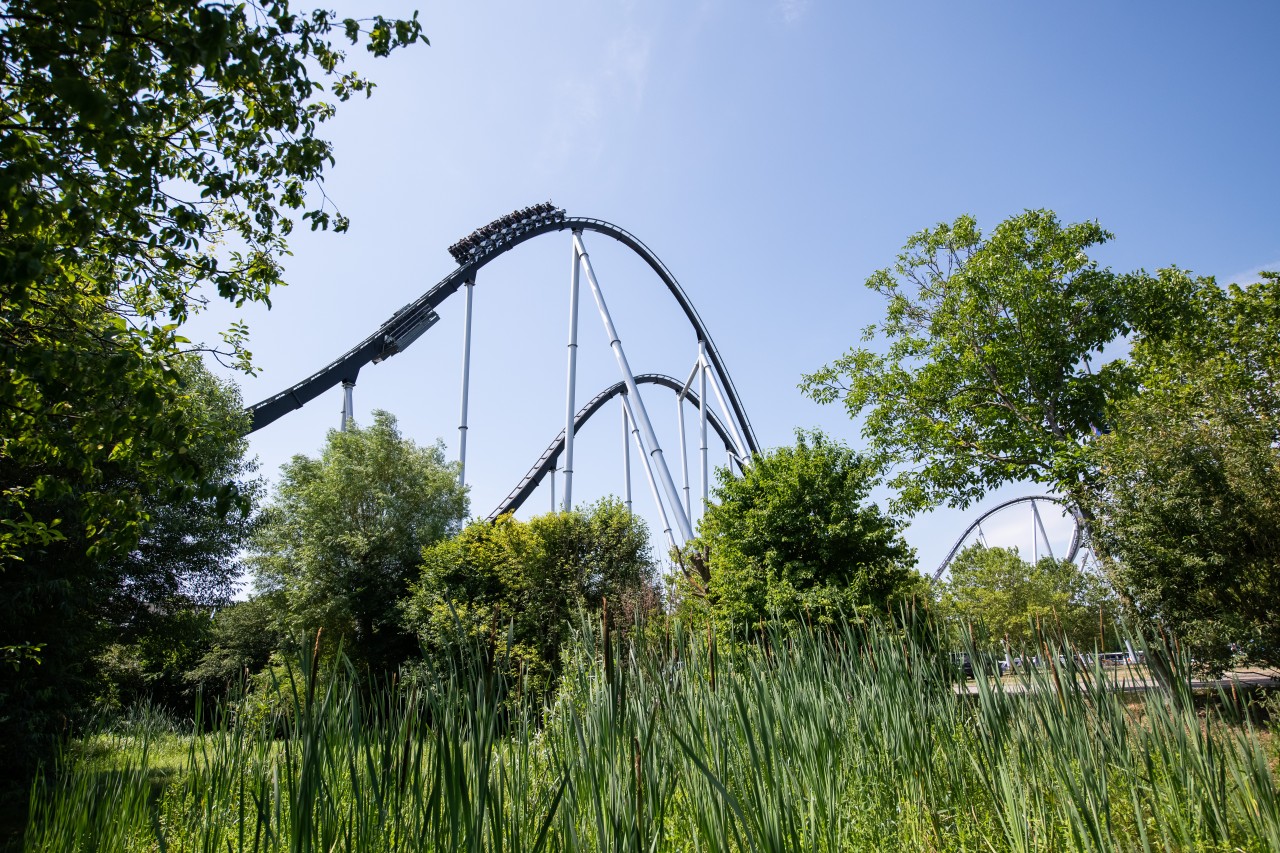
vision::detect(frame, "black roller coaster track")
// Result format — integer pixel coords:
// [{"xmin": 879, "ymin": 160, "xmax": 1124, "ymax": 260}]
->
[
  {"xmin": 488, "ymin": 373, "xmax": 738, "ymax": 521},
  {"xmin": 932, "ymin": 495, "xmax": 1083, "ymax": 581},
  {"xmin": 246, "ymin": 213, "xmax": 759, "ymax": 460}
]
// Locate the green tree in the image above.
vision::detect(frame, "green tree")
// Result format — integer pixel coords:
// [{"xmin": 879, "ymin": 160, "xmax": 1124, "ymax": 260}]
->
[
  {"xmin": 92, "ymin": 608, "xmax": 216, "ymax": 716},
  {"xmin": 693, "ymin": 430, "xmax": 920, "ymax": 632},
  {"xmin": 940, "ymin": 545, "xmax": 1117, "ymax": 651},
  {"xmin": 799, "ymin": 210, "xmax": 1196, "ymax": 516},
  {"xmin": 1, "ymin": 0, "xmax": 423, "ymax": 806},
  {"xmin": 405, "ymin": 500, "xmax": 657, "ymax": 699},
  {"xmin": 1, "ymin": 0, "xmax": 425, "ymax": 568},
  {"xmin": 87, "ymin": 360, "xmax": 261, "ymax": 714},
  {"xmin": 1091, "ymin": 272, "xmax": 1280, "ymax": 673},
  {"xmin": 0, "ymin": 358, "xmax": 257, "ymax": 793},
  {"xmin": 187, "ymin": 594, "xmax": 284, "ymax": 695},
  {"xmin": 251, "ymin": 411, "xmax": 468, "ymax": 674},
  {"xmin": 103, "ymin": 363, "xmax": 261, "ymax": 615}
]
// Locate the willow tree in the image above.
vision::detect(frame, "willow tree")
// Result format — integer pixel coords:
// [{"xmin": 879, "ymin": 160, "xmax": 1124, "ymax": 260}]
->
[{"xmin": 250, "ymin": 412, "xmax": 468, "ymax": 675}]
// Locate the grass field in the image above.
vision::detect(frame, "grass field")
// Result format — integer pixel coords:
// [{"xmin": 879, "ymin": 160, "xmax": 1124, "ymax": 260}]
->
[{"xmin": 24, "ymin": 617, "xmax": 1280, "ymax": 852}]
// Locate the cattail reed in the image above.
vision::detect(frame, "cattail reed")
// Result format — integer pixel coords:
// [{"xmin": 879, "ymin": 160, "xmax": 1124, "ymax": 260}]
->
[{"xmin": 24, "ymin": 616, "xmax": 1280, "ymax": 852}]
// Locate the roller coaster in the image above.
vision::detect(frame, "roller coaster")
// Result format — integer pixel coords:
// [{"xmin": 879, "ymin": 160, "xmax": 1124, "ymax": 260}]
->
[
  {"xmin": 247, "ymin": 203, "xmax": 1086, "ymax": 564},
  {"xmin": 931, "ymin": 495, "xmax": 1086, "ymax": 580},
  {"xmin": 247, "ymin": 204, "xmax": 758, "ymax": 549}
]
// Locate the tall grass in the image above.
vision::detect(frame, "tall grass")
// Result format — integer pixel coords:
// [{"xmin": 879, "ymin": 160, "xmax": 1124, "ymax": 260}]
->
[{"xmin": 25, "ymin": 615, "xmax": 1280, "ymax": 852}]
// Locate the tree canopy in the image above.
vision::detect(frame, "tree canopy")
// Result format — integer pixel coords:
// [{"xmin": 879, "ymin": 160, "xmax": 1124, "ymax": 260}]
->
[
  {"xmin": 250, "ymin": 411, "xmax": 468, "ymax": 674},
  {"xmin": 1, "ymin": 3, "xmax": 424, "ymax": 796},
  {"xmin": 1, "ymin": 0, "xmax": 425, "ymax": 565},
  {"xmin": 692, "ymin": 430, "xmax": 920, "ymax": 631},
  {"xmin": 800, "ymin": 210, "xmax": 1196, "ymax": 515},
  {"xmin": 939, "ymin": 545, "xmax": 1117, "ymax": 652},
  {"xmin": 0, "ymin": 358, "xmax": 258, "ymax": 792},
  {"xmin": 405, "ymin": 500, "xmax": 657, "ymax": 698},
  {"xmin": 1091, "ymin": 272, "xmax": 1280, "ymax": 673}
]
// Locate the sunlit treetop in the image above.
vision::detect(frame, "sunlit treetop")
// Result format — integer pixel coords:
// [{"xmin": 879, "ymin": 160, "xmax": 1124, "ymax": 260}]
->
[{"xmin": 0, "ymin": 0, "xmax": 427, "ymax": 368}]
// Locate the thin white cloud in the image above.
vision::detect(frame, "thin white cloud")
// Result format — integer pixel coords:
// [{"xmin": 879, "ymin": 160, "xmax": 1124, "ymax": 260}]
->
[
  {"xmin": 776, "ymin": 0, "xmax": 810, "ymax": 25},
  {"xmin": 536, "ymin": 24, "xmax": 652, "ymax": 174},
  {"xmin": 1226, "ymin": 260, "xmax": 1280, "ymax": 285},
  {"xmin": 606, "ymin": 29, "xmax": 652, "ymax": 106}
]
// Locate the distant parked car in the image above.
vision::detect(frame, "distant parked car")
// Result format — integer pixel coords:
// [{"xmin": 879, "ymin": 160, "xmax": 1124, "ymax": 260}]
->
[{"xmin": 950, "ymin": 653, "xmax": 974, "ymax": 680}]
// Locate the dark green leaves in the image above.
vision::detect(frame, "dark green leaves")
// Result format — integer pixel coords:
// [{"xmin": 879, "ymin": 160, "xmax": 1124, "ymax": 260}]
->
[
  {"xmin": 1091, "ymin": 271, "xmax": 1280, "ymax": 673},
  {"xmin": 406, "ymin": 499, "xmax": 656, "ymax": 699},
  {"xmin": 1, "ymin": 0, "xmax": 426, "ymax": 565}
]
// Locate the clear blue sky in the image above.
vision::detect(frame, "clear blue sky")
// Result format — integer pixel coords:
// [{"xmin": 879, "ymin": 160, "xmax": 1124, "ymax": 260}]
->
[{"xmin": 194, "ymin": 1, "xmax": 1280, "ymax": 577}]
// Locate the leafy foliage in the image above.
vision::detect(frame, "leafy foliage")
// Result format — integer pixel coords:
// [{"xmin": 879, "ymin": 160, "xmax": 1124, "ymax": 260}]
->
[
  {"xmin": 1, "ymin": 0, "xmax": 425, "ymax": 565},
  {"xmin": 2, "ymin": 0, "xmax": 426, "ymax": 326},
  {"xmin": 405, "ymin": 499, "xmax": 657, "ymax": 699},
  {"xmin": 187, "ymin": 595, "xmax": 284, "ymax": 693},
  {"xmin": 1092, "ymin": 272, "xmax": 1280, "ymax": 673},
  {"xmin": 800, "ymin": 210, "xmax": 1197, "ymax": 514},
  {"xmin": 0, "ymin": 0, "xmax": 426, "ymax": 806},
  {"xmin": 939, "ymin": 545, "xmax": 1117, "ymax": 651},
  {"xmin": 92, "ymin": 609, "xmax": 216, "ymax": 716},
  {"xmin": 692, "ymin": 430, "xmax": 920, "ymax": 631},
  {"xmin": 0, "ymin": 359, "xmax": 257, "ymax": 795},
  {"xmin": 251, "ymin": 411, "xmax": 468, "ymax": 674},
  {"xmin": 103, "ymin": 363, "xmax": 261, "ymax": 611}
]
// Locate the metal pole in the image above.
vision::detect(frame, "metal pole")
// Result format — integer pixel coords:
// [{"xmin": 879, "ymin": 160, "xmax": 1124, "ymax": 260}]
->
[
  {"xmin": 562, "ymin": 236, "xmax": 581, "ymax": 510},
  {"xmin": 622, "ymin": 399, "xmax": 632, "ymax": 511},
  {"xmin": 677, "ymin": 392, "xmax": 691, "ymax": 522},
  {"xmin": 457, "ymin": 275, "xmax": 476, "ymax": 487},
  {"xmin": 699, "ymin": 342, "xmax": 709, "ymax": 513},
  {"xmin": 700, "ymin": 353, "xmax": 750, "ymax": 461},
  {"xmin": 622, "ymin": 392, "xmax": 676, "ymax": 552},
  {"xmin": 575, "ymin": 233, "xmax": 694, "ymax": 542},
  {"xmin": 341, "ymin": 380, "xmax": 355, "ymax": 431},
  {"xmin": 550, "ymin": 456, "xmax": 557, "ymax": 512},
  {"xmin": 1033, "ymin": 501, "xmax": 1055, "ymax": 562},
  {"xmin": 678, "ymin": 360, "xmax": 701, "ymax": 398}
]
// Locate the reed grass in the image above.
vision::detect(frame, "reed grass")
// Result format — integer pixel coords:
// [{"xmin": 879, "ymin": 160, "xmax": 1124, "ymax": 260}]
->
[{"xmin": 25, "ymin": 615, "xmax": 1280, "ymax": 852}]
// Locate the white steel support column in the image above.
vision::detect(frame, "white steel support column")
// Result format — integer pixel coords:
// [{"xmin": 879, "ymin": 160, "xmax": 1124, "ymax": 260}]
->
[
  {"xmin": 698, "ymin": 341, "xmax": 709, "ymax": 513},
  {"xmin": 677, "ymin": 395, "xmax": 691, "ymax": 522},
  {"xmin": 676, "ymin": 357, "xmax": 699, "ymax": 521},
  {"xmin": 1032, "ymin": 504, "xmax": 1039, "ymax": 563},
  {"xmin": 550, "ymin": 457, "xmax": 557, "ymax": 512},
  {"xmin": 622, "ymin": 392, "xmax": 676, "ymax": 552},
  {"xmin": 1032, "ymin": 502, "xmax": 1054, "ymax": 562},
  {"xmin": 341, "ymin": 380, "xmax": 355, "ymax": 431},
  {"xmin": 622, "ymin": 401, "xmax": 632, "ymax": 511},
  {"xmin": 701, "ymin": 354, "xmax": 750, "ymax": 461},
  {"xmin": 561, "ymin": 236, "xmax": 582, "ymax": 510},
  {"xmin": 575, "ymin": 233, "xmax": 694, "ymax": 542},
  {"xmin": 457, "ymin": 276, "xmax": 476, "ymax": 488}
]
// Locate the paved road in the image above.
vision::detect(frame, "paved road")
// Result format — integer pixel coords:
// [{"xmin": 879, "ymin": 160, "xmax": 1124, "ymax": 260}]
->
[{"xmin": 958, "ymin": 668, "xmax": 1280, "ymax": 695}]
